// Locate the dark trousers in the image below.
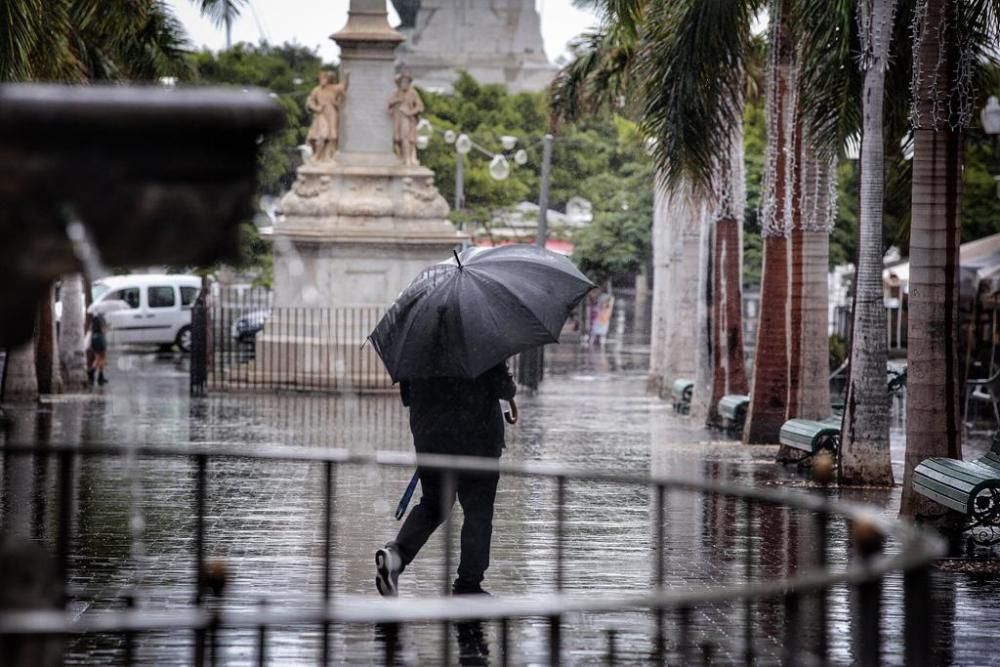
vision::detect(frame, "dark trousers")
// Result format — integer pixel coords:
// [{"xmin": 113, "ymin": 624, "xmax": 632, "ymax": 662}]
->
[{"xmin": 392, "ymin": 454, "xmax": 500, "ymax": 590}]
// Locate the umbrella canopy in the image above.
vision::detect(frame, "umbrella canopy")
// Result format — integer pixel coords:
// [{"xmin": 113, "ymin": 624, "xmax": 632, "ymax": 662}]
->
[{"xmin": 368, "ymin": 244, "xmax": 595, "ymax": 381}]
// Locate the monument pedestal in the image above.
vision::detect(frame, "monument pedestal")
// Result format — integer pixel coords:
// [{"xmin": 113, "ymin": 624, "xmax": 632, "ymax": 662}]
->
[
  {"xmin": 257, "ymin": 0, "xmax": 468, "ymax": 391},
  {"xmin": 255, "ymin": 161, "xmax": 464, "ymax": 392}
]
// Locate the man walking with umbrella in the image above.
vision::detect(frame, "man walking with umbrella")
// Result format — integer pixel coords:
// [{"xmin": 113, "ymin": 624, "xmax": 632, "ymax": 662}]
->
[
  {"xmin": 369, "ymin": 245, "xmax": 593, "ymax": 597},
  {"xmin": 375, "ymin": 361, "xmax": 516, "ymax": 596}
]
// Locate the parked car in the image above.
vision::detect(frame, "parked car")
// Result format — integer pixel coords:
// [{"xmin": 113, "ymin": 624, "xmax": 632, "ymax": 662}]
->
[
  {"xmin": 89, "ymin": 274, "xmax": 202, "ymax": 352},
  {"xmin": 231, "ymin": 308, "xmax": 271, "ymax": 342}
]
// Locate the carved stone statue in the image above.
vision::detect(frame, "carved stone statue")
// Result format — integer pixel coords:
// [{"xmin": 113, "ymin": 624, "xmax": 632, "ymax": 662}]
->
[
  {"xmin": 306, "ymin": 70, "xmax": 347, "ymax": 162},
  {"xmin": 387, "ymin": 73, "xmax": 424, "ymax": 166}
]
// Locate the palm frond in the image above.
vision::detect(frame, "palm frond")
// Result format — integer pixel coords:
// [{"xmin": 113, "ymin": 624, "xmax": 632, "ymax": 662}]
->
[
  {"xmin": 121, "ymin": 1, "xmax": 192, "ymax": 80},
  {"xmin": 197, "ymin": 0, "xmax": 246, "ymax": 29},
  {"xmin": 637, "ymin": 0, "xmax": 764, "ymax": 192},
  {"xmin": 549, "ymin": 29, "xmax": 635, "ymax": 123},
  {"xmin": 962, "ymin": 0, "xmax": 1000, "ymax": 122},
  {"xmin": 0, "ymin": 0, "xmax": 45, "ymax": 80},
  {"xmin": 795, "ymin": 0, "xmax": 862, "ymax": 160},
  {"xmin": 573, "ymin": 0, "xmax": 647, "ymax": 42}
]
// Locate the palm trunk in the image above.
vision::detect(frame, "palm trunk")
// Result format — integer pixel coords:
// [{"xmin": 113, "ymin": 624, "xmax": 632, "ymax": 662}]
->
[
  {"xmin": 900, "ymin": 0, "xmax": 962, "ymax": 515},
  {"xmin": 784, "ymin": 149, "xmax": 835, "ymax": 422},
  {"xmin": 709, "ymin": 107, "xmax": 750, "ymax": 422},
  {"xmin": 59, "ymin": 274, "xmax": 88, "ymax": 389},
  {"xmin": 746, "ymin": 236, "xmax": 791, "ymax": 442},
  {"xmin": 798, "ymin": 154, "xmax": 835, "ymax": 418},
  {"xmin": 35, "ymin": 286, "xmax": 62, "ymax": 395},
  {"xmin": 786, "ymin": 121, "xmax": 805, "ymax": 419},
  {"xmin": 3, "ymin": 341, "xmax": 38, "ymax": 404},
  {"xmin": 719, "ymin": 218, "xmax": 749, "ymax": 397},
  {"xmin": 691, "ymin": 205, "xmax": 715, "ymax": 420},
  {"xmin": 798, "ymin": 230, "xmax": 833, "ymax": 416},
  {"xmin": 840, "ymin": 0, "xmax": 896, "ymax": 486},
  {"xmin": 663, "ymin": 193, "xmax": 702, "ymax": 386},
  {"xmin": 711, "ymin": 222, "xmax": 727, "ymax": 423},
  {"xmin": 745, "ymin": 3, "xmax": 794, "ymax": 443},
  {"xmin": 710, "ymin": 216, "xmax": 751, "ymax": 416},
  {"xmin": 648, "ymin": 179, "xmax": 672, "ymax": 395}
]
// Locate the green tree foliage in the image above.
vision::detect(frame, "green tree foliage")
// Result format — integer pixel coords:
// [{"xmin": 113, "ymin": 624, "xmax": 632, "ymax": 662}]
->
[
  {"xmin": 1, "ymin": 0, "xmax": 190, "ymax": 82},
  {"xmin": 419, "ymin": 72, "xmax": 653, "ymax": 284},
  {"xmin": 186, "ymin": 42, "xmax": 327, "ymax": 195},
  {"xmin": 184, "ymin": 43, "xmax": 331, "ymax": 281}
]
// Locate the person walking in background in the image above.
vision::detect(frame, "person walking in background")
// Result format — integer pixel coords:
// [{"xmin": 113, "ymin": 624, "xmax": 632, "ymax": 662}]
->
[
  {"xmin": 375, "ymin": 362, "xmax": 516, "ymax": 597},
  {"xmin": 87, "ymin": 313, "xmax": 109, "ymax": 386},
  {"xmin": 590, "ymin": 290, "xmax": 614, "ymax": 347}
]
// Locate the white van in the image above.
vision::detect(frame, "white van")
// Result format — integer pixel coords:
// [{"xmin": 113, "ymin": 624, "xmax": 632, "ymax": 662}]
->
[{"xmin": 91, "ymin": 274, "xmax": 202, "ymax": 352}]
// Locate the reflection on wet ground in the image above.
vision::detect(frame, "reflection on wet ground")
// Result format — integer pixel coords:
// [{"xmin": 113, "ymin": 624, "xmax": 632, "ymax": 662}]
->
[{"xmin": 2, "ymin": 335, "xmax": 1000, "ymax": 665}]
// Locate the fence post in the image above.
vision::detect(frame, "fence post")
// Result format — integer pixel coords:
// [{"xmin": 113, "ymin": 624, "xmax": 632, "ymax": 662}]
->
[{"xmin": 190, "ymin": 296, "xmax": 208, "ymax": 397}]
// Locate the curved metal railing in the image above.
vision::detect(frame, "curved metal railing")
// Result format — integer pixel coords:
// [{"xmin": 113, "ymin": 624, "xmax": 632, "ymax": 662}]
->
[{"xmin": 0, "ymin": 443, "xmax": 945, "ymax": 665}]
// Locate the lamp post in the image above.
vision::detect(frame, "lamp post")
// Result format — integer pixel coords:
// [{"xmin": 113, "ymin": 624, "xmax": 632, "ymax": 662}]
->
[
  {"xmin": 413, "ymin": 122, "xmax": 559, "ymax": 390},
  {"xmin": 535, "ymin": 133, "xmax": 553, "ymax": 248},
  {"xmin": 981, "ymin": 95, "xmax": 1000, "ymax": 198}
]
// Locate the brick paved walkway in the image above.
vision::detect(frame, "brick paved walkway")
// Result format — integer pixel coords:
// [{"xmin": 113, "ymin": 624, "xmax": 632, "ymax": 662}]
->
[{"xmin": 3, "ymin": 342, "xmax": 999, "ymax": 665}]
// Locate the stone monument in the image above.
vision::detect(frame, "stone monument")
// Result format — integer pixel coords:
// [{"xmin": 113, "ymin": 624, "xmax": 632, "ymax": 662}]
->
[
  {"xmin": 257, "ymin": 0, "xmax": 466, "ymax": 390},
  {"xmin": 392, "ymin": 0, "xmax": 559, "ymax": 93}
]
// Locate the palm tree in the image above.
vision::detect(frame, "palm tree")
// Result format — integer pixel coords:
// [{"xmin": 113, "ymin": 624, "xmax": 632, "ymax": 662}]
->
[
  {"xmin": 900, "ymin": 0, "xmax": 1000, "ymax": 514},
  {"xmin": 744, "ymin": 0, "xmax": 795, "ymax": 443},
  {"xmin": 837, "ymin": 0, "xmax": 899, "ymax": 486},
  {"xmin": 794, "ymin": 148, "xmax": 837, "ymax": 418},
  {"xmin": 663, "ymin": 191, "xmax": 704, "ymax": 388},
  {"xmin": 2, "ymin": 340, "xmax": 38, "ymax": 404},
  {"xmin": 59, "ymin": 274, "xmax": 89, "ymax": 389},
  {"xmin": 648, "ymin": 179, "xmax": 671, "ymax": 394},
  {"xmin": 553, "ymin": 2, "xmax": 756, "ymax": 409},
  {"xmin": 35, "ymin": 285, "xmax": 63, "ymax": 395},
  {"xmin": 197, "ymin": 0, "xmax": 247, "ymax": 50},
  {"xmin": 709, "ymin": 111, "xmax": 751, "ymax": 419}
]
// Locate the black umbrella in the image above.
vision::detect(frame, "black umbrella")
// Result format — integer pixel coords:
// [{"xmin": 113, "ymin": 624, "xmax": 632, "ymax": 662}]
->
[{"xmin": 368, "ymin": 244, "xmax": 595, "ymax": 381}]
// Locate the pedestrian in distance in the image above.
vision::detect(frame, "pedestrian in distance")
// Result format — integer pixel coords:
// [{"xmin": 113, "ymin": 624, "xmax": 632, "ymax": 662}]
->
[
  {"xmin": 87, "ymin": 313, "xmax": 109, "ymax": 386},
  {"xmin": 375, "ymin": 362, "xmax": 516, "ymax": 597}
]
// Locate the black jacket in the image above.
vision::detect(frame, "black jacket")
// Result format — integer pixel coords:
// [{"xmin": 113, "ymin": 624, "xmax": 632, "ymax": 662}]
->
[{"xmin": 400, "ymin": 363, "xmax": 516, "ymax": 456}]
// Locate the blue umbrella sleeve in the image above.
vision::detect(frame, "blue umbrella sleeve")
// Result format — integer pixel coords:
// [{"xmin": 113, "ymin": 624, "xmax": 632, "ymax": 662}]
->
[{"xmin": 395, "ymin": 470, "xmax": 420, "ymax": 520}]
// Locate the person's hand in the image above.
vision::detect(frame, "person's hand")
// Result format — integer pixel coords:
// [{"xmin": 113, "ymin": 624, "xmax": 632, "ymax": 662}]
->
[{"xmin": 503, "ymin": 399, "xmax": 518, "ymax": 424}]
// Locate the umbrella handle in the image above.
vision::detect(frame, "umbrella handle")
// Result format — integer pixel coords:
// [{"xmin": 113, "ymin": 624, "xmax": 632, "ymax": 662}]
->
[{"xmin": 504, "ymin": 399, "xmax": 518, "ymax": 425}]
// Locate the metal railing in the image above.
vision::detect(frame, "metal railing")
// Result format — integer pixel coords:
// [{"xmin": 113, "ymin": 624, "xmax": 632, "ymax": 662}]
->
[
  {"xmin": 190, "ymin": 287, "xmax": 392, "ymax": 395},
  {"xmin": 0, "ymin": 441, "xmax": 945, "ymax": 665}
]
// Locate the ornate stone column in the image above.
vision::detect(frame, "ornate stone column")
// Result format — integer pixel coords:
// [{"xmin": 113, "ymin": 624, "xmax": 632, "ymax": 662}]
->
[{"xmin": 254, "ymin": 0, "xmax": 466, "ymax": 391}]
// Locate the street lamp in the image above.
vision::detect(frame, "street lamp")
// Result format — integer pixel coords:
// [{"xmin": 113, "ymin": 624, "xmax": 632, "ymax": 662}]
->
[{"xmin": 489, "ymin": 154, "xmax": 510, "ymax": 181}]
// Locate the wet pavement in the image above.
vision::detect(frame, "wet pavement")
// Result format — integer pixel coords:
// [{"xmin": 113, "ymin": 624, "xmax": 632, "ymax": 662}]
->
[{"xmin": 3, "ymin": 335, "xmax": 1000, "ymax": 665}]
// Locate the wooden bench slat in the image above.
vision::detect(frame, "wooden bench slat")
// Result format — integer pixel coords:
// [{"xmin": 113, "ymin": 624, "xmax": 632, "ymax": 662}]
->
[
  {"xmin": 913, "ymin": 471, "xmax": 979, "ymax": 499},
  {"xmin": 911, "ymin": 480, "xmax": 969, "ymax": 513},
  {"xmin": 917, "ymin": 460, "xmax": 994, "ymax": 486}
]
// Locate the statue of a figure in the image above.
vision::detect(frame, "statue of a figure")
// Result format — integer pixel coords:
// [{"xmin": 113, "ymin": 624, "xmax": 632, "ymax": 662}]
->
[
  {"xmin": 306, "ymin": 69, "xmax": 348, "ymax": 162},
  {"xmin": 388, "ymin": 73, "xmax": 424, "ymax": 166}
]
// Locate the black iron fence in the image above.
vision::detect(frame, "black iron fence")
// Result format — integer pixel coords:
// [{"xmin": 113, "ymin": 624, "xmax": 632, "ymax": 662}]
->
[
  {"xmin": 0, "ymin": 441, "xmax": 944, "ymax": 666},
  {"xmin": 190, "ymin": 287, "xmax": 532, "ymax": 396},
  {"xmin": 190, "ymin": 287, "xmax": 391, "ymax": 395}
]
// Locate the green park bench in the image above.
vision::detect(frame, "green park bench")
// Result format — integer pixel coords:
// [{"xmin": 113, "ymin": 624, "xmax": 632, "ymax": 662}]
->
[
  {"xmin": 671, "ymin": 378, "xmax": 694, "ymax": 415},
  {"xmin": 777, "ymin": 417, "xmax": 842, "ymax": 464},
  {"xmin": 913, "ymin": 434, "xmax": 1000, "ymax": 546},
  {"xmin": 718, "ymin": 394, "xmax": 750, "ymax": 434}
]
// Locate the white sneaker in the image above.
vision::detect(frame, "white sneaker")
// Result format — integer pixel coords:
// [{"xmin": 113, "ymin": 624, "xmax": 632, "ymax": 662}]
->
[{"xmin": 375, "ymin": 545, "xmax": 402, "ymax": 597}]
